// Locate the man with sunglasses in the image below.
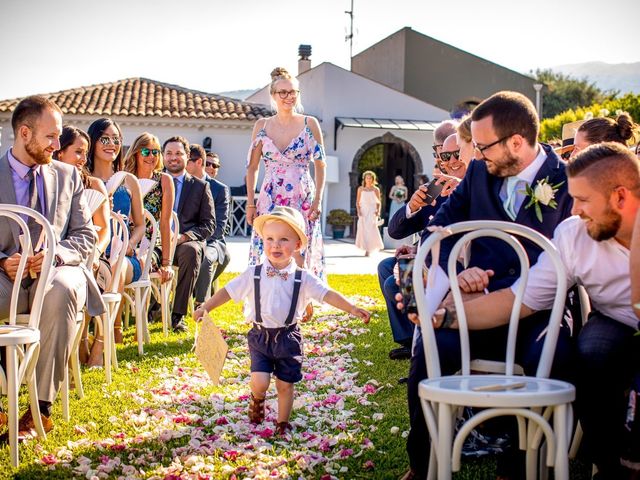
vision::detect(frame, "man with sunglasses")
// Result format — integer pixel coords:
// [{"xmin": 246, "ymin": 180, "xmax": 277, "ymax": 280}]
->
[
  {"xmin": 402, "ymin": 91, "xmax": 574, "ymax": 480},
  {"xmin": 186, "ymin": 147, "xmax": 231, "ymax": 307}
]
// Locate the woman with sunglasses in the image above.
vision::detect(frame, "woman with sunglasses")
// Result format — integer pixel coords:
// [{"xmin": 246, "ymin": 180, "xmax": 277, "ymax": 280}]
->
[
  {"xmin": 54, "ymin": 125, "xmax": 112, "ymax": 364},
  {"xmin": 87, "ymin": 118, "xmax": 145, "ymax": 355},
  {"xmin": 571, "ymin": 113, "xmax": 639, "ymax": 159},
  {"xmin": 124, "ymin": 132, "xmax": 175, "ymax": 284},
  {"xmin": 246, "ymin": 67, "xmax": 326, "ymax": 283}
]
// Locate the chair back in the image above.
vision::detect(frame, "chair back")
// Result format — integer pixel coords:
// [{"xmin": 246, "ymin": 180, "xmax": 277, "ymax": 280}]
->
[
  {"xmin": 137, "ymin": 209, "xmax": 159, "ymax": 281},
  {"xmin": 0, "ymin": 204, "xmax": 56, "ymax": 328},
  {"xmin": 413, "ymin": 220, "xmax": 567, "ymax": 380},
  {"xmin": 167, "ymin": 211, "xmax": 180, "ymax": 265},
  {"xmin": 106, "ymin": 212, "xmax": 130, "ymax": 293}
]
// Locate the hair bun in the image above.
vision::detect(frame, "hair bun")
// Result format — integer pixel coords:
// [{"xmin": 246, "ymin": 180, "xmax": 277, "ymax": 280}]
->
[
  {"xmin": 270, "ymin": 67, "xmax": 291, "ymax": 81},
  {"xmin": 615, "ymin": 113, "xmax": 637, "ymax": 142}
]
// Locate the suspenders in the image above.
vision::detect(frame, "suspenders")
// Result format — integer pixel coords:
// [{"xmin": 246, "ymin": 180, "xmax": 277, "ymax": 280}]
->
[{"xmin": 253, "ymin": 264, "xmax": 303, "ymax": 327}]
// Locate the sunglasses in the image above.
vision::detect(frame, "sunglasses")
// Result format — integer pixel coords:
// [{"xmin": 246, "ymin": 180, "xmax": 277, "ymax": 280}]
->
[
  {"xmin": 432, "ymin": 144, "xmax": 443, "ymax": 158},
  {"xmin": 275, "ymin": 89, "xmax": 299, "ymax": 99},
  {"xmin": 439, "ymin": 150, "xmax": 461, "ymax": 162},
  {"xmin": 140, "ymin": 147, "xmax": 160, "ymax": 157},
  {"xmin": 206, "ymin": 163, "xmax": 220, "ymax": 168},
  {"xmin": 560, "ymin": 149, "xmax": 573, "ymax": 161},
  {"xmin": 98, "ymin": 136, "xmax": 121, "ymax": 146}
]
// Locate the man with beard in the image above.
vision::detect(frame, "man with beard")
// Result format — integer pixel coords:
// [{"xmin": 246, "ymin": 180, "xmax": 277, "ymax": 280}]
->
[
  {"xmin": 162, "ymin": 136, "xmax": 215, "ymax": 332},
  {"xmin": 0, "ymin": 96, "xmax": 103, "ymax": 438},
  {"xmin": 433, "ymin": 142, "xmax": 640, "ymax": 478},
  {"xmin": 402, "ymin": 91, "xmax": 574, "ymax": 480}
]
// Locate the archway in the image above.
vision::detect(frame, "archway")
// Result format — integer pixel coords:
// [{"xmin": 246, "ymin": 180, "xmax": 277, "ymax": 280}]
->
[{"xmin": 349, "ymin": 132, "xmax": 423, "ymax": 219}]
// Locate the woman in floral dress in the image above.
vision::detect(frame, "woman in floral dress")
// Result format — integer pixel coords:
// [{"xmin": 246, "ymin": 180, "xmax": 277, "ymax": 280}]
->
[{"xmin": 246, "ymin": 67, "xmax": 326, "ymax": 280}]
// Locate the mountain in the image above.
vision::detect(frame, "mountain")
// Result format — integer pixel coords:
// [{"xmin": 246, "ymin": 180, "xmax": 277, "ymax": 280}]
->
[
  {"xmin": 217, "ymin": 88, "xmax": 259, "ymax": 101},
  {"xmin": 550, "ymin": 61, "xmax": 640, "ymax": 94}
]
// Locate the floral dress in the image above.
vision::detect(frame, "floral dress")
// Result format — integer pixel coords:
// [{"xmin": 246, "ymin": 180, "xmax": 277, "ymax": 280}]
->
[
  {"xmin": 142, "ymin": 171, "xmax": 163, "ymax": 246},
  {"xmin": 247, "ymin": 117, "xmax": 326, "ymax": 280}
]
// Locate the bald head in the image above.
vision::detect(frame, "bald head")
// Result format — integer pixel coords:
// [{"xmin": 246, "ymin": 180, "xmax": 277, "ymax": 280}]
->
[{"xmin": 434, "ymin": 120, "xmax": 459, "ymax": 145}]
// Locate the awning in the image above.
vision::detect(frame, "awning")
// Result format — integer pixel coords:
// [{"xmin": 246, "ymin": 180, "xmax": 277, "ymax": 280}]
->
[{"xmin": 334, "ymin": 117, "xmax": 438, "ymax": 148}]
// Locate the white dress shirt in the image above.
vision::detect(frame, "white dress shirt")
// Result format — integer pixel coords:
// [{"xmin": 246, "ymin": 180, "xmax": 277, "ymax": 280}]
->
[
  {"xmin": 511, "ymin": 216, "xmax": 637, "ymax": 329},
  {"xmin": 498, "ymin": 145, "xmax": 548, "ymax": 215},
  {"xmin": 225, "ymin": 259, "xmax": 329, "ymax": 328}
]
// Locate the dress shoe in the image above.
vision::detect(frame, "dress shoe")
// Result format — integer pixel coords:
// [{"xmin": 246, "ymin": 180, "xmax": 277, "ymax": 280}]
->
[
  {"xmin": 17, "ymin": 410, "xmax": 53, "ymax": 441},
  {"xmin": 399, "ymin": 468, "xmax": 425, "ymax": 480},
  {"xmin": 171, "ymin": 314, "xmax": 188, "ymax": 333},
  {"xmin": 398, "ymin": 376, "xmax": 408, "ymax": 385},
  {"xmin": 148, "ymin": 304, "xmax": 162, "ymax": 323},
  {"xmin": 389, "ymin": 345, "xmax": 412, "ymax": 360}
]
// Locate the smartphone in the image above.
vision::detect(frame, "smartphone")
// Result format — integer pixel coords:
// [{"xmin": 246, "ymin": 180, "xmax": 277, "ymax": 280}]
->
[
  {"xmin": 423, "ymin": 178, "xmax": 444, "ymax": 204},
  {"xmin": 397, "ymin": 256, "xmax": 417, "ymax": 314}
]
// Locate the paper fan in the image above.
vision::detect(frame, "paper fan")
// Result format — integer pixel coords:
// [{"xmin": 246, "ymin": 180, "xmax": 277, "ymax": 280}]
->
[
  {"xmin": 138, "ymin": 178, "xmax": 158, "ymax": 197},
  {"xmin": 195, "ymin": 319, "xmax": 228, "ymax": 385},
  {"xmin": 105, "ymin": 171, "xmax": 128, "ymax": 195},
  {"xmin": 83, "ymin": 189, "xmax": 107, "ymax": 215}
]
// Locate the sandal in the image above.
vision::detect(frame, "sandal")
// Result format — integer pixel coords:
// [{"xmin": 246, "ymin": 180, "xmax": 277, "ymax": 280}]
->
[
  {"xmin": 248, "ymin": 393, "xmax": 266, "ymax": 424},
  {"xmin": 276, "ymin": 421, "xmax": 292, "ymax": 436}
]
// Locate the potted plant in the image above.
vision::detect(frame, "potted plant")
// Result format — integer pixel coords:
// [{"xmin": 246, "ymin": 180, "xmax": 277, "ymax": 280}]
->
[{"xmin": 327, "ymin": 209, "xmax": 353, "ymax": 239}]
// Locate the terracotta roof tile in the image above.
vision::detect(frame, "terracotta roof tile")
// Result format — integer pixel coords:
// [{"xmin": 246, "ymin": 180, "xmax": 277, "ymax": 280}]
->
[{"xmin": 0, "ymin": 77, "xmax": 270, "ymax": 121}]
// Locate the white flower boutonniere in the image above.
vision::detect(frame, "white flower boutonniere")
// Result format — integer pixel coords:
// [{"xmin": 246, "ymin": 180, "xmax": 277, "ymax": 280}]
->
[{"xmin": 524, "ymin": 177, "xmax": 564, "ymax": 222}]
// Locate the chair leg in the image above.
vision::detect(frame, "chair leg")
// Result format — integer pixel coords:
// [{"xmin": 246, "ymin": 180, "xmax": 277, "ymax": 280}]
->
[
  {"xmin": 569, "ymin": 421, "xmax": 582, "ymax": 459},
  {"xmin": 102, "ymin": 310, "xmax": 113, "ymax": 385},
  {"xmin": 135, "ymin": 288, "xmax": 144, "ymax": 355},
  {"xmin": 70, "ymin": 318, "xmax": 84, "ymax": 399},
  {"xmin": 437, "ymin": 403, "xmax": 453, "ymax": 480},
  {"xmin": 61, "ymin": 361, "xmax": 70, "ymax": 422},
  {"xmin": 427, "ymin": 445, "xmax": 437, "ymax": 480},
  {"xmin": 554, "ymin": 404, "xmax": 570, "ymax": 480},
  {"xmin": 6, "ymin": 345, "xmax": 19, "ymax": 467},
  {"xmin": 27, "ymin": 371, "xmax": 46, "ymax": 439},
  {"xmin": 161, "ymin": 282, "xmax": 169, "ymax": 338}
]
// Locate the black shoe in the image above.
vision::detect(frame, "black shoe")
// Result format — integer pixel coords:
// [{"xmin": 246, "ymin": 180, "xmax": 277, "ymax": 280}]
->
[
  {"xmin": 148, "ymin": 304, "xmax": 162, "ymax": 323},
  {"xmin": 171, "ymin": 314, "xmax": 188, "ymax": 333},
  {"xmin": 389, "ymin": 345, "xmax": 412, "ymax": 360},
  {"xmin": 398, "ymin": 377, "xmax": 408, "ymax": 385}
]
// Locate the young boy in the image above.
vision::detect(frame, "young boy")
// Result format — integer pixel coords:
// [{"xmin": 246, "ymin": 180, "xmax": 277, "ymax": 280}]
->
[{"xmin": 194, "ymin": 206, "xmax": 371, "ymax": 435}]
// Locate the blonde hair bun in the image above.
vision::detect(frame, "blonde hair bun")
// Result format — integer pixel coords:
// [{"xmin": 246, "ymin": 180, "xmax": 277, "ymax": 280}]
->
[{"xmin": 270, "ymin": 67, "xmax": 291, "ymax": 82}]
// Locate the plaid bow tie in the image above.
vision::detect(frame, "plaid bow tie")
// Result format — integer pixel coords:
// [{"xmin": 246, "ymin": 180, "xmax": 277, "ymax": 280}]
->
[{"xmin": 266, "ymin": 265, "xmax": 289, "ymax": 281}]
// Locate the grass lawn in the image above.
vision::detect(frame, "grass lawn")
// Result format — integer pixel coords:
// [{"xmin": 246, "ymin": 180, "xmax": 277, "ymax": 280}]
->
[{"xmin": 0, "ymin": 274, "xmax": 591, "ymax": 479}]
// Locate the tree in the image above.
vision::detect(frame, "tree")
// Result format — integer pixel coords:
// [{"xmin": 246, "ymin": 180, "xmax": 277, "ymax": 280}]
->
[{"xmin": 533, "ymin": 69, "xmax": 615, "ymax": 119}]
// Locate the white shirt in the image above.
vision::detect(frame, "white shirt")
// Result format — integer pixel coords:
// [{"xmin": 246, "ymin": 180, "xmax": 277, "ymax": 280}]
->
[
  {"xmin": 511, "ymin": 216, "xmax": 637, "ymax": 329},
  {"xmin": 225, "ymin": 259, "xmax": 329, "ymax": 328},
  {"xmin": 498, "ymin": 145, "xmax": 547, "ymax": 215}
]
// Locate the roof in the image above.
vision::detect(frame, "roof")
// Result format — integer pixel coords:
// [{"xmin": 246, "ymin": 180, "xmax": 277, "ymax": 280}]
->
[
  {"xmin": 0, "ymin": 78, "xmax": 271, "ymax": 121},
  {"xmin": 335, "ymin": 117, "xmax": 437, "ymax": 131}
]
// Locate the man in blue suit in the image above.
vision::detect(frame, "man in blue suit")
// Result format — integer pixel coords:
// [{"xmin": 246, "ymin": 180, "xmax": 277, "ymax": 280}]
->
[
  {"xmin": 402, "ymin": 91, "xmax": 574, "ymax": 480},
  {"xmin": 187, "ymin": 148, "xmax": 231, "ymax": 306}
]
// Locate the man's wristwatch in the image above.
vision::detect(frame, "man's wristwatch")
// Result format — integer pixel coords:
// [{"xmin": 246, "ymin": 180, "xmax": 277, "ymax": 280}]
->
[{"xmin": 439, "ymin": 307, "xmax": 456, "ymax": 329}]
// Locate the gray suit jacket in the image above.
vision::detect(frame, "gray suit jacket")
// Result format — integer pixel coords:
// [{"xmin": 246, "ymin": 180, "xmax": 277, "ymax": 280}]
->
[{"xmin": 0, "ymin": 152, "xmax": 105, "ymax": 315}]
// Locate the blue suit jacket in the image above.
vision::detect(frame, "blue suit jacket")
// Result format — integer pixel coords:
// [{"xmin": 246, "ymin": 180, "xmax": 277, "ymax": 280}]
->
[
  {"xmin": 204, "ymin": 175, "xmax": 231, "ymax": 264},
  {"xmin": 427, "ymin": 144, "xmax": 573, "ymax": 291}
]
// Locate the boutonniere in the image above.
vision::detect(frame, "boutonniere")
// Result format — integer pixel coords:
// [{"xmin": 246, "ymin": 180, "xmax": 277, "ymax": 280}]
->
[{"xmin": 523, "ymin": 177, "xmax": 564, "ymax": 222}]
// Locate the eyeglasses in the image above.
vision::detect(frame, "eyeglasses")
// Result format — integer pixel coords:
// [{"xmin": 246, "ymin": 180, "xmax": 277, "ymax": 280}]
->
[
  {"xmin": 432, "ymin": 144, "xmax": 443, "ymax": 158},
  {"xmin": 473, "ymin": 134, "xmax": 514, "ymax": 159},
  {"xmin": 275, "ymin": 89, "xmax": 299, "ymax": 99},
  {"xmin": 439, "ymin": 150, "xmax": 461, "ymax": 162},
  {"xmin": 560, "ymin": 148, "xmax": 574, "ymax": 161},
  {"xmin": 140, "ymin": 147, "xmax": 160, "ymax": 157},
  {"xmin": 98, "ymin": 136, "xmax": 121, "ymax": 146}
]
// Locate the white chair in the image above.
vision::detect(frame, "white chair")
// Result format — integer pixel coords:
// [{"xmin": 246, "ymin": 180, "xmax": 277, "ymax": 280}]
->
[
  {"xmin": 0, "ymin": 205, "xmax": 55, "ymax": 467},
  {"xmin": 149, "ymin": 210, "xmax": 179, "ymax": 337},
  {"xmin": 122, "ymin": 209, "xmax": 158, "ymax": 355},
  {"xmin": 95, "ymin": 212, "xmax": 130, "ymax": 384},
  {"xmin": 413, "ymin": 220, "xmax": 575, "ymax": 480}
]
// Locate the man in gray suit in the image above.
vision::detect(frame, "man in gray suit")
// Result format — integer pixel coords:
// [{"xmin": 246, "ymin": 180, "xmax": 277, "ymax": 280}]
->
[{"xmin": 0, "ymin": 96, "xmax": 103, "ymax": 439}]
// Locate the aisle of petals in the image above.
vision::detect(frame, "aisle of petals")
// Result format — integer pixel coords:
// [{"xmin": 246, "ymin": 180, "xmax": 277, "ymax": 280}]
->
[{"xmin": 39, "ymin": 298, "xmax": 387, "ymax": 479}]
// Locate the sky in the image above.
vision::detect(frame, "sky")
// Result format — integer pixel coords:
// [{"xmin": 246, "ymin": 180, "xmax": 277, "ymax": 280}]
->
[{"xmin": 1, "ymin": 0, "xmax": 639, "ymax": 100}]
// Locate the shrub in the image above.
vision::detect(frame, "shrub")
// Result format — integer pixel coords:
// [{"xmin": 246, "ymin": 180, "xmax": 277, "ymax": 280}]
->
[{"xmin": 327, "ymin": 209, "xmax": 353, "ymax": 227}]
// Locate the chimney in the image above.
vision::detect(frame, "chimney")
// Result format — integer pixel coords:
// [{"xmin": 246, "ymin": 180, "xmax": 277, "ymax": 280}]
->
[{"xmin": 298, "ymin": 44, "xmax": 312, "ymax": 75}]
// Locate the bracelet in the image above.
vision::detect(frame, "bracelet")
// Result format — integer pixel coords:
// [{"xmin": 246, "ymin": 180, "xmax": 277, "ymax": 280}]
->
[
  {"xmin": 161, "ymin": 260, "xmax": 170, "ymax": 267},
  {"xmin": 247, "ymin": 204, "xmax": 256, "ymax": 208}
]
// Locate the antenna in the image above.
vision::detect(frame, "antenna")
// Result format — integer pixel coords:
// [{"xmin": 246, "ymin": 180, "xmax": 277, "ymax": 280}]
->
[{"xmin": 345, "ymin": 0, "xmax": 354, "ymax": 69}]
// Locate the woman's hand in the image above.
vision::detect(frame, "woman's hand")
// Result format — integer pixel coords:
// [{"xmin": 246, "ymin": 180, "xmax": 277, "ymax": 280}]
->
[
  {"xmin": 159, "ymin": 265, "xmax": 174, "ymax": 283},
  {"xmin": 246, "ymin": 205, "xmax": 258, "ymax": 226},
  {"xmin": 309, "ymin": 200, "xmax": 321, "ymax": 222}
]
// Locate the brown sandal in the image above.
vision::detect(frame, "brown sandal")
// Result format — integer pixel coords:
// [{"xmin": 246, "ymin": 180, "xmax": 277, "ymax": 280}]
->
[
  {"xmin": 248, "ymin": 393, "xmax": 266, "ymax": 424},
  {"xmin": 276, "ymin": 421, "xmax": 292, "ymax": 436}
]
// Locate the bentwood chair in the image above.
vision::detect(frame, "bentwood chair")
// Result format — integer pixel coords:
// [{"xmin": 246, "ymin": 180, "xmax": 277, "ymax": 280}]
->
[
  {"xmin": 149, "ymin": 210, "xmax": 179, "ymax": 337},
  {"xmin": 414, "ymin": 221, "xmax": 575, "ymax": 480},
  {"xmin": 122, "ymin": 209, "xmax": 158, "ymax": 355},
  {"xmin": 0, "ymin": 205, "xmax": 55, "ymax": 467}
]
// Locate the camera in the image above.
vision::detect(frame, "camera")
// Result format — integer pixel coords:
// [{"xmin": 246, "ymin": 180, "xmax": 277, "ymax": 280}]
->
[{"xmin": 397, "ymin": 255, "xmax": 417, "ymax": 314}]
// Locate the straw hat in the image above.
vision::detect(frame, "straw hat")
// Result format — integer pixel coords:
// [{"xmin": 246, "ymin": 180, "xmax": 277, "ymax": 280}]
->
[
  {"xmin": 253, "ymin": 206, "xmax": 308, "ymax": 250},
  {"xmin": 555, "ymin": 120, "xmax": 586, "ymax": 157}
]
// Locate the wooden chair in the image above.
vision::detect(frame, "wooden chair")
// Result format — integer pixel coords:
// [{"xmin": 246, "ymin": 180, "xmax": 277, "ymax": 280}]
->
[
  {"xmin": 414, "ymin": 220, "xmax": 575, "ymax": 480},
  {"xmin": 0, "ymin": 205, "xmax": 55, "ymax": 467}
]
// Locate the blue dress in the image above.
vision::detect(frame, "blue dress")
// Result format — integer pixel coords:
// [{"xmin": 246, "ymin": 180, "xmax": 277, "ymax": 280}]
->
[{"xmin": 109, "ymin": 184, "xmax": 142, "ymax": 282}]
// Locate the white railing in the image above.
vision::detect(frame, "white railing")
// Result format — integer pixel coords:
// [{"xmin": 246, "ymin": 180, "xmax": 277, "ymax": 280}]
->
[{"xmin": 230, "ymin": 196, "xmax": 249, "ymax": 237}]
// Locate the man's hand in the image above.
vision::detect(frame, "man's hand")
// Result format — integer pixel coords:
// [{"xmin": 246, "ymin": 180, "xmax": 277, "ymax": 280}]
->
[
  {"xmin": 394, "ymin": 292, "xmax": 421, "ymax": 325},
  {"xmin": 351, "ymin": 306, "xmax": 371, "ymax": 324},
  {"xmin": 434, "ymin": 174, "xmax": 460, "ymax": 197},
  {"xmin": 1, "ymin": 253, "xmax": 28, "ymax": 281},
  {"xmin": 407, "ymin": 184, "xmax": 437, "ymax": 213},
  {"xmin": 457, "ymin": 268, "xmax": 494, "ymax": 293},
  {"xmin": 28, "ymin": 249, "xmax": 48, "ymax": 275},
  {"xmin": 177, "ymin": 234, "xmax": 189, "ymax": 245},
  {"xmin": 394, "ymin": 244, "xmax": 417, "ymax": 258}
]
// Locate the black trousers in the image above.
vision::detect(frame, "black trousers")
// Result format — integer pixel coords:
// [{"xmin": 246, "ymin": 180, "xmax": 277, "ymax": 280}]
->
[
  {"xmin": 406, "ymin": 311, "xmax": 575, "ymax": 478},
  {"xmin": 575, "ymin": 311, "xmax": 640, "ymax": 478}
]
